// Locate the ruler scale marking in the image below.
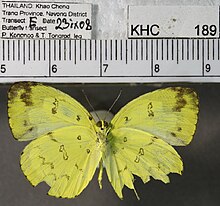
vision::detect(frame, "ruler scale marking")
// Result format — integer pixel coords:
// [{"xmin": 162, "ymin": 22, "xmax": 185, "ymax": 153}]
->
[
  {"xmin": 33, "ymin": 40, "xmax": 36, "ymax": 61},
  {"xmin": 63, "ymin": 40, "xmax": 66, "ymax": 61},
  {"xmin": 115, "ymin": 39, "xmax": 118, "ymax": 61},
  {"xmin": 23, "ymin": 40, "xmax": 25, "ymax": 65},
  {"xmin": 95, "ymin": 39, "xmax": 97, "ymax": 61},
  {"xmin": 100, "ymin": 40, "xmax": 103, "ymax": 77},
  {"xmin": 2, "ymin": 40, "xmax": 4, "ymax": 61},
  {"xmin": 38, "ymin": 40, "xmax": 41, "ymax": 61},
  {"xmin": 89, "ymin": 39, "xmax": 92, "ymax": 61},
  {"xmin": 54, "ymin": 40, "xmax": 56, "ymax": 61},
  {"xmin": 105, "ymin": 40, "xmax": 107, "ymax": 61},
  {"xmin": 151, "ymin": 40, "xmax": 153, "ymax": 77},
  {"xmin": 43, "ymin": 40, "xmax": 45, "ymax": 61},
  {"xmin": 12, "ymin": 40, "xmax": 15, "ymax": 61},
  {"xmin": 213, "ymin": 39, "xmax": 215, "ymax": 60},
  {"xmin": 156, "ymin": 39, "xmax": 158, "ymax": 61},
  {"xmin": 85, "ymin": 40, "xmax": 87, "ymax": 61},
  {"xmin": 125, "ymin": 39, "xmax": 128, "ymax": 64},
  {"xmin": 171, "ymin": 39, "xmax": 174, "ymax": 61},
  {"xmin": 176, "ymin": 39, "xmax": 179, "ymax": 64},
  {"xmin": 131, "ymin": 40, "xmax": 133, "ymax": 61},
  {"xmin": 69, "ymin": 39, "xmax": 72, "ymax": 61},
  {"xmin": 146, "ymin": 39, "xmax": 148, "ymax": 60},
  {"xmin": 136, "ymin": 39, "xmax": 138, "ymax": 61},
  {"xmin": 79, "ymin": 40, "xmax": 82, "ymax": 61},
  {"xmin": 120, "ymin": 39, "xmax": 123, "ymax": 61},
  {"xmin": 187, "ymin": 39, "xmax": 189, "ymax": 61},
  {"xmin": 59, "ymin": 40, "xmax": 61, "ymax": 61},
  {"xmin": 192, "ymin": 39, "xmax": 195, "ymax": 60},
  {"xmin": 140, "ymin": 39, "xmax": 143, "ymax": 60},
  {"xmin": 49, "ymin": 39, "xmax": 51, "ymax": 77},
  {"xmin": 28, "ymin": 40, "xmax": 30, "ymax": 61},
  {"xmin": 202, "ymin": 39, "xmax": 205, "ymax": 76},
  {"xmin": 7, "ymin": 40, "xmax": 10, "ymax": 62},
  {"xmin": 197, "ymin": 40, "xmax": 200, "ymax": 60},
  {"xmin": 18, "ymin": 40, "xmax": 20, "ymax": 61},
  {"xmin": 74, "ymin": 40, "xmax": 76, "ymax": 64},
  {"xmin": 218, "ymin": 39, "xmax": 220, "ymax": 60},
  {"xmin": 110, "ymin": 40, "xmax": 112, "ymax": 61},
  {"xmin": 182, "ymin": 39, "xmax": 184, "ymax": 60},
  {"xmin": 207, "ymin": 39, "xmax": 210, "ymax": 61}
]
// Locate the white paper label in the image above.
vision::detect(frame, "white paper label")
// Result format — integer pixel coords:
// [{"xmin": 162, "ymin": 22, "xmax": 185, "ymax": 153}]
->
[
  {"xmin": 0, "ymin": 1, "xmax": 92, "ymax": 39},
  {"xmin": 128, "ymin": 6, "xmax": 219, "ymax": 38}
]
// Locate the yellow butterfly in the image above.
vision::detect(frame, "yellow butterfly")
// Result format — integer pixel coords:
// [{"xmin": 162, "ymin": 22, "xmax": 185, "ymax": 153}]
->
[{"xmin": 8, "ymin": 82, "xmax": 199, "ymax": 199}]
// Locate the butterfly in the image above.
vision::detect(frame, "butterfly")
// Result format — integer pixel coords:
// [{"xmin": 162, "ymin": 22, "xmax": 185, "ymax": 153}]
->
[{"xmin": 8, "ymin": 82, "xmax": 199, "ymax": 199}]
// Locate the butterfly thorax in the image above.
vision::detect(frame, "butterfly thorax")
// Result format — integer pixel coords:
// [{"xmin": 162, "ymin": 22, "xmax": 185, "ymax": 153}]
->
[{"xmin": 95, "ymin": 120, "xmax": 110, "ymax": 151}]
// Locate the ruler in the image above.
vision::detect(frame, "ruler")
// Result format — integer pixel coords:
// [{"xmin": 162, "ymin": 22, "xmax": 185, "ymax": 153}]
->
[
  {"xmin": 0, "ymin": 4, "xmax": 220, "ymax": 83},
  {"xmin": 1, "ymin": 38, "xmax": 220, "ymax": 82}
]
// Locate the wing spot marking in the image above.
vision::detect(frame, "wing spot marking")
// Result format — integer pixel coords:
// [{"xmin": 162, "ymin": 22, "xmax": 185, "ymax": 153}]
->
[
  {"xmin": 28, "ymin": 127, "xmax": 34, "ymax": 132},
  {"xmin": 47, "ymin": 132, "xmax": 59, "ymax": 143},
  {"xmin": 47, "ymin": 132, "xmax": 53, "ymax": 136},
  {"xmin": 86, "ymin": 149, "xmax": 90, "ymax": 154},
  {"xmin": 51, "ymin": 138, "xmax": 58, "ymax": 143},
  {"xmin": 47, "ymin": 173, "xmax": 57, "ymax": 181},
  {"xmin": 20, "ymin": 89, "xmax": 33, "ymax": 106},
  {"xmin": 76, "ymin": 115, "xmax": 81, "ymax": 121},
  {"xmin": 147, "ymin": 102, "xmax": 154, "ymax": 117},
  {"xmin": 9, "ymin": 82, "xmax": 37, "ymax": 104},
  {"xmin": 124, "ymin": 116, "xmax": 131, "ymax": 123},
  {"xmin": 61, "ymin": 174, "xmax": 70, "ymax": 180},
  {"xmin": 51, "ymin": 98, "xmax": 59, "ymax": 114},
  {"xmin": 59, "ymin": 145, "xmax": 69, "ymax": 160},
  {"xmin": 123, "ymin": 137, "xmax": 127, "ymax": 142},
  {"xmin": 177, "ymin": 127, "xmax": 182, "ymax": 131},
  {"xmin": 138, "ymin": 148, "xmax": 144, "ymax": 156},
  {"xmin": 171, "ymin": 132, "xmax": 177, "ymax": 137},
  {"xmin": 77, "ymin": 135, "xmax": 81, "ymax": 140},
  {"xmin": 134, "ymin": 156, "xmax": 140, "ymax": 163},
  {"xmin": 172, "ymin": 87, "xmax": 188, "ymax": 112},
  {"xmin": 39, "ymin": 156, "xmax": 54, "ymax": 169},
  {"xmin": 157, "ymin": 164, "xmax": 161, "ymax": 170},
  {"xmin": 23, "ymin": 120, "xmax": 28, "ymax": 126}
]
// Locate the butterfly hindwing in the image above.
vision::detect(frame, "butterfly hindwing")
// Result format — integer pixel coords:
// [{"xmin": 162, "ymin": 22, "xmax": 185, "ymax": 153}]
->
[
  {"xmin": 111, "ymin": 87, "xmax": 199, "ymax": 146},
  {"xmin": 104, "ymin": 127, "xmax": 183, "ymax": 199},
  {"xmin": 8, "ymin": 82, "xmax": 95, "ymax": 141},
  {"xmin": 20, "ymin": 126, "xmax": 101, "ymax": 198}
]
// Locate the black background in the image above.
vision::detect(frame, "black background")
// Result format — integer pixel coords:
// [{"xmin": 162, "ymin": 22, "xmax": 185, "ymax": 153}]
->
[{"xmin": 0, "ymin": 83, "xmax": 219, "ymax": 206}]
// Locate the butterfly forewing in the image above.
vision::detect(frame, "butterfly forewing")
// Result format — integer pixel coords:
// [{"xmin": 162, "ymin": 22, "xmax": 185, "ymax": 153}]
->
[
  {"xmin": 110, "ymin": 87, "xmax": 199, "ymax": 146},
  {"xmin": 8, "ymin": 82, "xmax": 96, "ymax": 141}
]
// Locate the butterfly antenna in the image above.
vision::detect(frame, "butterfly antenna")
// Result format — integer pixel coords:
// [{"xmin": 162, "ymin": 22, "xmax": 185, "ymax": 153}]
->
[
  {"xmin": 82, "ymin": 89, "xmax": 100, "ymax": 121},
  {"xmin": 104, "ymin": 89, "xmax": 122, "ymax": 121}
]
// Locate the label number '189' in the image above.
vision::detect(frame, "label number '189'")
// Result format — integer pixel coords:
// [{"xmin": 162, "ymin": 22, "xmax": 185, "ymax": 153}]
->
[{"xmin": 195, "ymin": 24, "xmax": 217, "ymax": 36}]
